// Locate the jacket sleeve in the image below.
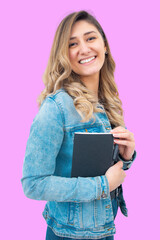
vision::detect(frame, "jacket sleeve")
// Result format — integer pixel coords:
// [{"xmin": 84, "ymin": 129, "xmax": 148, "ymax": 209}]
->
[{"xmin": 21, "ymin": 97, "xmax": 110, "ymax": 203}]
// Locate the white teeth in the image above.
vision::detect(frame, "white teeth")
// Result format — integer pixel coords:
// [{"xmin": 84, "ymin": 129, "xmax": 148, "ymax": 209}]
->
[{"xmin": 80, "ymin": 56, "xmax": 95, "ymax": 64}]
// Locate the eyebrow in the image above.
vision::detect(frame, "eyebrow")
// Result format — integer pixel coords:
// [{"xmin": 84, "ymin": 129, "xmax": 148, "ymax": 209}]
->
[{"xmin": 69, "ymin": 31, "xmax": 97, "ymax": 40}]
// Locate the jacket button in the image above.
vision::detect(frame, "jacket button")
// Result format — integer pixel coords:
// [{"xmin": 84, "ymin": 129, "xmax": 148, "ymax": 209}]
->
[
  {"xmin": 105, "ymin": 205, "xmax": 110, "ymax": 209},
  {"xmin": 107, "ymin": 228, "xmax": 113, "ymax": 231},
  {"xmin": 101, "ymin": 191, "xmax": 107, "ymax": 198}
]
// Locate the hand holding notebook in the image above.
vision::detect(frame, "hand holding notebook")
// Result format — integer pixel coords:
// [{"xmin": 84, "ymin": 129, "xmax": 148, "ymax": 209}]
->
[
  {"xmin": 71, "ymin": 132, "xmax": 126, "ymax": 199},
  {"xmin": 105, "ymin": 160, "xmax": 126, "ymax": 192}
]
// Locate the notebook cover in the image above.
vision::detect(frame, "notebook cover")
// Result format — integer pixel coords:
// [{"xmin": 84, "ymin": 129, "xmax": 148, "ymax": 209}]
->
[{"xmin": 71, "ymin": 133, "xmax": 114, "ymax": 178}]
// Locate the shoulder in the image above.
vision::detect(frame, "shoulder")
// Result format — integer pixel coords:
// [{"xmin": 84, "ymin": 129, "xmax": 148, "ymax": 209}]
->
[
  {"xmin": 41, "ymin": 88, "xmax": 82, "ymax": 126},
  {"xmin": 43, "ymin": 88, "xmax": 74, "ymax": 107},
  {"xmin": 39, "ymin": 88, "xmax": 77, "ymax": 125},
  {"xmin": 34, "ymin": 89, "xmax": 69, "ymax": 125},
  {"xmin": 43, "ymin": 88, "xmax": 75, "ymax": 113}
]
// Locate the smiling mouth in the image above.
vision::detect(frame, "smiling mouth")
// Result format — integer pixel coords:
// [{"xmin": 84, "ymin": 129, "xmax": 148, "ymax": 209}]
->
[{"xmin": 79, "ymin": 56, "xmax": 96, "ymax": 64}]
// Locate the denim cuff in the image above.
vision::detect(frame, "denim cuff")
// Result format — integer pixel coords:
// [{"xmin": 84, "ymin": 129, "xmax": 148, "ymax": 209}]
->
[{"xmin": 119, "ymin": 150, "xmax": 137, "ymax": 170}]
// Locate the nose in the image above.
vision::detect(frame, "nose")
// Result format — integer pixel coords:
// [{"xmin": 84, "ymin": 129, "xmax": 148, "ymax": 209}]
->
[{"xmin": 79, "ymin": 41, "xmax": 91, "ymax": 55}]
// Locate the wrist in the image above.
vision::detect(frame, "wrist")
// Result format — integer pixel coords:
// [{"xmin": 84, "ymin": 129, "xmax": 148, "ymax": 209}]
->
[
  {"xmin": 105, "ymin": 173, "xmax": 113, "ymax": 192},
  {"xmin": 119, "ymin": 151, "xmax": 135, "ymax": 162}
]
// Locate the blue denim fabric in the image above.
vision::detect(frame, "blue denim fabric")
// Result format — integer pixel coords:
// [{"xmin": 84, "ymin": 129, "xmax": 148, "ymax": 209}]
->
[
  {"xmin": 46, "ymin": 198, "xmax": 118, "ymax": 240},
  {"xmin": 46, "ymin": 224, "xmax": 114, "ymax": 240},
  {"xmin": 21, "ymin": 88, "xmax": 136, "ymax": 239},
  {"xmin": 46, "ymin": 225, "xmax": 113, "ymax": 240}
]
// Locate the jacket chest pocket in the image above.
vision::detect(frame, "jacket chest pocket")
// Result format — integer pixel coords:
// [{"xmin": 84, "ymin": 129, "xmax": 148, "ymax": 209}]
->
[{"xmin": 70, "ymin": 124, "xmax": 107, "ymax": 135}]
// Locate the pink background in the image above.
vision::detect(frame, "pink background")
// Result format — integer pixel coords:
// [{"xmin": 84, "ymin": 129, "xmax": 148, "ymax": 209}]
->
[{"xmin": 1, "ymin": 0, "xmax": 160, "ymax": 239}]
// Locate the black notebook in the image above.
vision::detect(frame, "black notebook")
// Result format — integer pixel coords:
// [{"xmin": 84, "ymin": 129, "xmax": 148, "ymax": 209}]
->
[{"xmin": 71, "ymin": 132, "xmax": 114, "ymax": 178}]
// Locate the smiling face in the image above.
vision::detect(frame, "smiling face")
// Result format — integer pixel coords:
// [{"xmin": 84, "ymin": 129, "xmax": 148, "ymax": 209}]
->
[{"xmin": 68, "ymin": 20, "xmax": 106, "ymax": 80}]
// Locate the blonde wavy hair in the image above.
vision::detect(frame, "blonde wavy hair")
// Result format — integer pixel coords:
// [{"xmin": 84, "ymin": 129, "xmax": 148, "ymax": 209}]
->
[{"xmin": 37, "ymin": 10, "xmax": 125, "ymax": 127}]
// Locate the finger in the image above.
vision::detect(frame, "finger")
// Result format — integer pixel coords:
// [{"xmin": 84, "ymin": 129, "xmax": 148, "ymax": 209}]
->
[
  {"xmin": 117, "ymin": 160, "xmax": 123, "ymax": 169},
  {"xmin": 113, "ymin": 139, "xmax": 135, "ymax": 148},
  {"xmin": 110, "ymin": 126, "xmax": 127, "ymax": 133},
  {"xmin": 111, "ymin": 129, "xmax": 134, "ymax": 139},
  {"xmin": 113, "ymin": 132, "xmax": 134, "ymax": 141}
]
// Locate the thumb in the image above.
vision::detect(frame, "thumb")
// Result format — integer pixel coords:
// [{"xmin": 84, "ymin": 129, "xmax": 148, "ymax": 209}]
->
[{"xmin": 116, "ymin": 160, "xmax": 123, "ymax": 169}]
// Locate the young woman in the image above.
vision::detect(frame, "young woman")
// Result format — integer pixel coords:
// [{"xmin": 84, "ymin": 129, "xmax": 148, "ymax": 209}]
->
[{"xmin": 21, "ymin": 10, "xmax": 136, "ymax": 240}]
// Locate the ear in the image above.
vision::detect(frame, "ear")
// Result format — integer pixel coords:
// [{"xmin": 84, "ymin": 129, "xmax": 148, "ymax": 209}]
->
[{"xmin": 104, "ymin": 46, "xmax": 107, "ymax": 52}]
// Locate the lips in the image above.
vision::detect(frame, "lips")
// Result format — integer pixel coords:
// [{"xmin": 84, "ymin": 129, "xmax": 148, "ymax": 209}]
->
[{"xmin": 79, "ymin": 56, "xmax": 97, "ymax": 64}]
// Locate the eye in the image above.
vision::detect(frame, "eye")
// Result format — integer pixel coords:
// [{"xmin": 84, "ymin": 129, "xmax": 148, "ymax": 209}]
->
[
  {"xmin": 87, "ymin": 37, "xmax": 96, "ymax": 42},
  {"xmin": 69, "ymin": 42, "xmax": 77, "ymax": 48}
]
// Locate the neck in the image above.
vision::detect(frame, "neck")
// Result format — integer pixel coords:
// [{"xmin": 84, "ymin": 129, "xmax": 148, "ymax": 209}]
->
[{"xmin": 80, "ymin": 73, "xmax": 99, "ymax": 100}]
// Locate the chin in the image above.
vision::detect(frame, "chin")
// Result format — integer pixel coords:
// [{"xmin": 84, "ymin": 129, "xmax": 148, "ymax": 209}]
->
[{"xmin": 79, "ymin": 67, "xmax": 101, "ymax": 76}]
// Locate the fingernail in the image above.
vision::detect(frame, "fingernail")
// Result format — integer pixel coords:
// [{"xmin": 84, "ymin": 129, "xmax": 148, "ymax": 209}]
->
[{"xmin": 113, "ymin": 134, "xmax": 118, "ymax": 137}]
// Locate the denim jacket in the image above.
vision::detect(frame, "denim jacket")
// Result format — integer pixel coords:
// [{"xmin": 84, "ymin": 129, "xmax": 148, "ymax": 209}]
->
[{"xmin": 21, "ymin": 88, "xmax": 136, "ymax": 239}]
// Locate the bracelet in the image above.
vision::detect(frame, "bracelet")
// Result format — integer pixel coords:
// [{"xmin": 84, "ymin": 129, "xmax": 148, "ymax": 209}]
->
[{"xmin": 119, "ymin": 151, "xmax": 135, "ymax": 162}]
